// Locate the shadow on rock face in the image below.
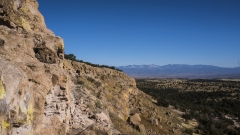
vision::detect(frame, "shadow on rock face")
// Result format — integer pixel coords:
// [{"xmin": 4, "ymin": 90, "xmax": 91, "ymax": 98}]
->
[
  {"xmin": 0, "ymin": 18, "xmax": 14, "ymax": 29},
  {"xmin": 34, "ymin": 47, "xmax": 58, "ymax": 64},
  {"xmin": 0, "ymin": 38, "xmax": 5, "ymax": 47}
]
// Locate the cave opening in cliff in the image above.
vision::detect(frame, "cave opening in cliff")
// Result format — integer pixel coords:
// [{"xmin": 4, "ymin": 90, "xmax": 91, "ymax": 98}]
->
[{"xmin": 0, "ymin": 19, "xmax": 14, "ymax": 29}]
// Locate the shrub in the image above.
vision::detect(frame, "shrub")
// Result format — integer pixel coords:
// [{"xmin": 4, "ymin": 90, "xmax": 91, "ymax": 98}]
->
[
  {"xmin": 157, "ymin": 98, "xmax": 169, "ymax": 107},
  {"xmin": 185, "ymin": 129, "xmax": 194, "ymax": 135},
  {"xmin": 64, "ymin": 54, "xmax": 76, "ymax": 61},
  {"xmin": 64, "ymin": 53, "xmax": 123, "ymax": 72},
  {"xmin": 87, "ymin": 77, "xmax": 95, "ymax": 83},
  {"xmin": 94, "ymin": 81, "xmax": 102, "ymax": 88},
  {"xmin": 76, "ymin": 77, "xmax": 84, "ymax": 85},
  {"xmin": 95, "ymin": 100, "xmax": 102, "ymax": 109}
]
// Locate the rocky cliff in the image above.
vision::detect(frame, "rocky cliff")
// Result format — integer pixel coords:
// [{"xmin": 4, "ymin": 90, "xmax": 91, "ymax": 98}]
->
[{"xmin": 0, "ymin": 0, "xmax": 195, "ymax": 135}]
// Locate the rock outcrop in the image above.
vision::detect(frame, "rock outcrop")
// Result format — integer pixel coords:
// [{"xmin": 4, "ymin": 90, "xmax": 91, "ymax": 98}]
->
[
  {"xmin": 0, "ymin": 0, "xmax": 66, "ymax": 134},
  {"xmin": 0, "ymin": 0, "xmax": 195, "ymax": 135},
  {"xmin": 128, "ymin": 113, "xmax": 141, "ymax": 126}
]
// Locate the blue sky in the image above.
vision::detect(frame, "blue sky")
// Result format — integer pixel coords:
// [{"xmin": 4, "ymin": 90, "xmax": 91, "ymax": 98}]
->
[{"xmin": 38, "ymin": 0, "xmax": 240, "ymax": 67}]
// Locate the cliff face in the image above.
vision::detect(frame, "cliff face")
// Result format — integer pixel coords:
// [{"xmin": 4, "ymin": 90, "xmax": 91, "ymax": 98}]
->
[
  {"xmin": 0, "ymin": 0, "xmax": 194, "ymax": 135},
  {"xmin": 0, "ymin": 0, "xmax": 66, "ymax": 134}
]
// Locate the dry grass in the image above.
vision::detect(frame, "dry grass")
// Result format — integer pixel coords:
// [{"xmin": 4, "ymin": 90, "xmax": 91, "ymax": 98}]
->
[{"xmin": 109, "ymin": 112, "xmax": 142, "ymax": 135}]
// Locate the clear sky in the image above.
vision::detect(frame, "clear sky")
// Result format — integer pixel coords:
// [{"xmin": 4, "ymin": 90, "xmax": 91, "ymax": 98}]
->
[{"xmin": 38, "ymin": 0, "xmax": 240, "ymax": 67}]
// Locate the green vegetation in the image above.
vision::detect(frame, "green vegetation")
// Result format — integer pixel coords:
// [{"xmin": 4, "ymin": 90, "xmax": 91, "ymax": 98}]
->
[
  {"xmin": 64, "ymin": 54, "xmax": 122, "ymax": 72},
  {"xmin": 185, "ymin": 129, "xmax": 194, "ymax": 135},
  {"xmin": 136, "ymin": 79, "xmax": 240, "ymax": 135},
  {"xmin": 95, "ymin": 100, "xmax": 102, "ymax": 109},
  {"xmin": 76, "ymin": 76, "xmax": 84, "ymax": 85}
]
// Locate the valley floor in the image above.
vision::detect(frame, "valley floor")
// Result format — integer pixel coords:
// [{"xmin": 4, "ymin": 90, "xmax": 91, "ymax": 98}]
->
[{"xmin": 136, "ymin": 78, "xmax": 240, "ymax": 135}]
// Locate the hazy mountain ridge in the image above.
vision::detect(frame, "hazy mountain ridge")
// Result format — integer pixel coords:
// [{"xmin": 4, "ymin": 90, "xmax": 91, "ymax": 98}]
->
[{"xmin": 118, "ymin": 64, "xmax": 240, "ymax": 78}]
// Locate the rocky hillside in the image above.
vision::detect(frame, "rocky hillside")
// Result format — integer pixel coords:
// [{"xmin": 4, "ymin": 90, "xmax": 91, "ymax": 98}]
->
[{"xmin": 0, "ymin": 0, "xmax": 196, "ymax": 134}]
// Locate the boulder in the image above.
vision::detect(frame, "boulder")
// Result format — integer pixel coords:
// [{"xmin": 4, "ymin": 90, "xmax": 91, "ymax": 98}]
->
[
  {"xmin": 92, "ymin": 112, "xmax": 110, "ymax": 124},
  {"xmin": 154, "ymin": 119, "xmax": 158, "ymax": 126},
  {"xmin": 128, "ymin": 113, "xmax": 141, "ymax": 126},
  {"xmin": 138, "ymin": 124, "xmax": 147, "ymax": 135}
]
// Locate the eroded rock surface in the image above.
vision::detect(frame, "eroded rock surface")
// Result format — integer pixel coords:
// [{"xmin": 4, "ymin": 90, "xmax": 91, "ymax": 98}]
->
[{"xmin": 0, "ymin": 0, "xmax": 65, "ymax": 134}]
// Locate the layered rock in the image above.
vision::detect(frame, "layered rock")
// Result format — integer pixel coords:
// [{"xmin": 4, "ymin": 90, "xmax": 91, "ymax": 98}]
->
[{"xmin": 0, "ymin": 0, "xmax": 66, "ymax": 134}]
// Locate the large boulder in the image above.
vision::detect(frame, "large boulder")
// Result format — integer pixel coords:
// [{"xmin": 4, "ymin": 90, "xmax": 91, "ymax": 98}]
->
[{"xmin": 128, "ymin": 113, "xmax": 141, "ymax": 126}]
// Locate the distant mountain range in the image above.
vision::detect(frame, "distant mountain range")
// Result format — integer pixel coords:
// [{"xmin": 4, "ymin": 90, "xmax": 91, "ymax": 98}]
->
[{"xmin": 118, "ymin": 64, "xmax": 240, "ymax": 79}]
